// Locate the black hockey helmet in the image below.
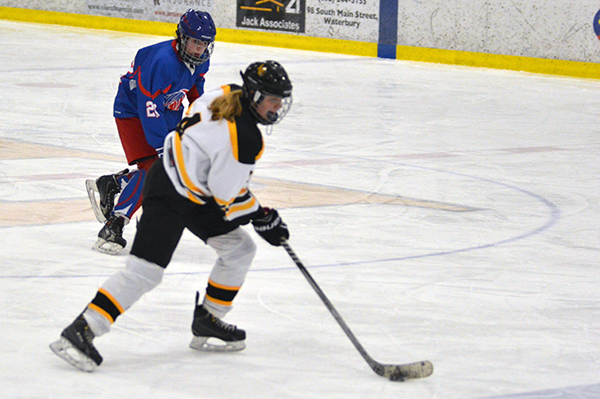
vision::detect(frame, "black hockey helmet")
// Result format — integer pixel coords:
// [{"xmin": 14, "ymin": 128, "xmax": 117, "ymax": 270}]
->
[{"xmin": 241, "ymin": 61, "xmax": 293, "ymax": 125}]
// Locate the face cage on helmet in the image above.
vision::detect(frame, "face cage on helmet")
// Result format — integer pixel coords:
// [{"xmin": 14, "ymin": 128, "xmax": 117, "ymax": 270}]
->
[
  {"xmin": 250, "ymin": 91, "xmax": 293, "ymax": 125},
  {"xmin": 178, "ymin": 33, "xmax": 214, "ymax": 66}
]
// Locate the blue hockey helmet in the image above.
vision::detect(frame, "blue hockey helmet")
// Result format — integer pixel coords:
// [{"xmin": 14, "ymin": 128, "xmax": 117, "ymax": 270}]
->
[{"xmin": 176, "ymin": 9, "xmax": 216, "ymax": 66}]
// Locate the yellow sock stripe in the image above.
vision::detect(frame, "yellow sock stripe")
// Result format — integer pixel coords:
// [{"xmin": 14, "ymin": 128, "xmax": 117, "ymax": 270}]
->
[
  {"xmin": 99, "ymin": 288, "xmax": 125, "ymax": 314},
  {"xmin": 204, "ymin": 294, "xmax": 233, "ymax": 307},
  {"xmin": 88, "ymin": 303, "xmax": 115, "ymax": 324},
  {"xmin": 208, "ymin": 279, "xmax": 241, "ymax": 291}
]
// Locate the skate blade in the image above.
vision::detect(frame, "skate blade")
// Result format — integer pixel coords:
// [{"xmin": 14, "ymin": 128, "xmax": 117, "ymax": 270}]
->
[
  {"xmin": 50, "ymin": 337, "xmax": 97, "ymax": 372},
  {"xmin": 189, "ymin": 336, "xmax": 245, "ymax": 352},
  {"xmin": 92, "ymin": 238, "xmax": 124, "ymax": 255},
  {"xmin": 85, "ymin": 179, "xmax": 106, "ymax": 223}
]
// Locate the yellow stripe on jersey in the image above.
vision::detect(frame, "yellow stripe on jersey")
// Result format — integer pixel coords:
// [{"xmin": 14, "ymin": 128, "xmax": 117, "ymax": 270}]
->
[
  {"xmin": 173, "ymin": 129, "xmax": 209, "ymax": 205},
  {"xmin": 226, "ymin": 195, "xmax": 258, "ymax": 218},
  {"xmin": 228, "ymin": 118, "xmax": 240, "ymax": 162},
  {"xmin": 255, "ymin": 140, "xmax": 264, "ymax": 162},
  {"xmin": 210, "ymin": 118, "xmax": 243, "ymax": 210},
  {"xmin": 227, "ymin": 114, "xmax": 264, "ymax": 163},
  {"xmin": 213, "ymin": 196, "xmax": 232, "ymax": 209}
]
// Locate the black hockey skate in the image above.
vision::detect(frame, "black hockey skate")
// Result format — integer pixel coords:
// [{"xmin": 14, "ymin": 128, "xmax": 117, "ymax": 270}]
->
[
  {"xmin": 190, "ymin": 292, "xmax": 246, "ymax": 352},
  {"xmin": 93, "ymin": 215, "xmax": 127, "ymax": 255},
  {"xmin": 49, "ymin": 314, "xmax": 103, "ymax": 372},
  {"xmin": 96, "ymin": 173, "xmax": 121, "ymax": 219},
  {"xmin": 85, "ymin": 169, "xmax": 128, "ymax": 223}
]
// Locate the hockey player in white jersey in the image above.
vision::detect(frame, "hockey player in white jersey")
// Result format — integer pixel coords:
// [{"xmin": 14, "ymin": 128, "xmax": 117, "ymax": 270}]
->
[{"xmin": 50, "ymin": 61, "xmax": 293, "ymax": 372}]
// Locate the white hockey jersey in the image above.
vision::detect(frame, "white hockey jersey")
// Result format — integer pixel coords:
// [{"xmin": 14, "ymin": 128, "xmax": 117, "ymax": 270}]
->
[{"xmin": 162, "ymin": 85, "xmax": 263, "ymax": 223}]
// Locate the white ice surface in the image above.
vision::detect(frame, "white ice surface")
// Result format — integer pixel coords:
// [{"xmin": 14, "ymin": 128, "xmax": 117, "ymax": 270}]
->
[{"xmin": 0, "ymin": 20, "xmax": 599, "ymax": 399}]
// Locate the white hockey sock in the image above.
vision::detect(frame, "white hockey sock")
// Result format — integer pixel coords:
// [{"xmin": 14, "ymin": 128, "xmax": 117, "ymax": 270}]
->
[
  {"xmin": 84, "ymin": 255, "xmax": 164, "ymax": 336},
  {"xmin": 203, "ymin": 228, "xmax": 256, "ymax": 318}
]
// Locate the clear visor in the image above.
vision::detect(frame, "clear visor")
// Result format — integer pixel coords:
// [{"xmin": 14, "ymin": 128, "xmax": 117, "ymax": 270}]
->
[
  {"xmin": 179, "ymin": 34, "xmax": 213, "ymax": 66},
  {"xmin": 251, "ymin": 91, "xmax": 293, "ymax": 125}
]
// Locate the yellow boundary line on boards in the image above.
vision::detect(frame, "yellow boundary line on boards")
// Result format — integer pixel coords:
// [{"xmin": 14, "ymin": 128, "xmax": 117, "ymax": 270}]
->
[
  {"xmin": 396, "ymin": 45, "xmax": 600, "ymax": 80},
  {"xmin": 1, "ymin": 6, "xmax": 599, "ymax": 79}
]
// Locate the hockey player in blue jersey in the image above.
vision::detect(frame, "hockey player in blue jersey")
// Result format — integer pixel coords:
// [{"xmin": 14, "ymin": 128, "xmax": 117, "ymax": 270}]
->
[{"xmin": 85, "ymin": 9, "xmax": 216, "ymax": 255}]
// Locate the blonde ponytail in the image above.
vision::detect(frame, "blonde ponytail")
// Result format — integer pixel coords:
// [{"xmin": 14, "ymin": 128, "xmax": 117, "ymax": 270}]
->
[{"xmin": 209, "ymin": 90, "xmax": 243, "ymax": 122}]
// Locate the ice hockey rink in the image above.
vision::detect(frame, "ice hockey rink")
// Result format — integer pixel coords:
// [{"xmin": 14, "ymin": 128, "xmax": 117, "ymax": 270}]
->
[{"xmin": 1, "ymin": 19, "xmax": 599, "ymax": 398}]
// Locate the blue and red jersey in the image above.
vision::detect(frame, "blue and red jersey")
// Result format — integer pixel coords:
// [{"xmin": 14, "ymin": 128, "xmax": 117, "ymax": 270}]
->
[{"xmin": 113, "ymin": 39, "xmax": 209, "ymax": 152}]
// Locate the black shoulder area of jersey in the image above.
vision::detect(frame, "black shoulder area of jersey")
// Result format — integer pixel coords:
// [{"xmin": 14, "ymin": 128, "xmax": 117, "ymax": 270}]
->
[
  {"xmin": 233, "ymin": 97, "xmax": 263, "ymax": 165},
  {"xmin": 228, "ymin": 83, "xmax": 242, "ymax": 92}
]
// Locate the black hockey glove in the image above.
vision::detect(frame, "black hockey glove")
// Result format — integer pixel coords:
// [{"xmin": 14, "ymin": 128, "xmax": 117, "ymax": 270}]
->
[{"xmin": 252, "ymin": 208, "xmax": 289, "ymax": 246}]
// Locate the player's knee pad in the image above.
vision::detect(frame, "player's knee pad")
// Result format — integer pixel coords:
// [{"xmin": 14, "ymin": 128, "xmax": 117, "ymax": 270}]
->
[
  {"xmin": 208, "ymin": 228, "xmax": 256, "ymax": 271},
  {"xmin": 100, "ymin": 255, "xmax": 164, "ymax": 312}
]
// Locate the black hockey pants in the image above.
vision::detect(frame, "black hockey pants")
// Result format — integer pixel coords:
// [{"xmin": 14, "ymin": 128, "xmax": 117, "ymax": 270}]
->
[{"xmin": 130, "ymin": 161, "xmax": 239, "ymax": 268}]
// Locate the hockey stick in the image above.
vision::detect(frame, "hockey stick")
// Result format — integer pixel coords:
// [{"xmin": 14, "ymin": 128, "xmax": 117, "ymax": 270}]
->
[{"xmin": 281, "ymin": 239, "xmax": 433, "ymax": 381}]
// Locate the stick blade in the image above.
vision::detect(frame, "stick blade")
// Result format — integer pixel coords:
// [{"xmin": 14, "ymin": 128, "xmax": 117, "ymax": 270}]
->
[{"xmin": 373, "ymin": 360, "xmax": 434, "ymax": 381}]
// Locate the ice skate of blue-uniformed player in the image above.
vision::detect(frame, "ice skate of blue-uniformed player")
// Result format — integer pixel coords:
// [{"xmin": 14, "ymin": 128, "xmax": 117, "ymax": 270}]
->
[
  {"xmin": 85, "ymin": 9, "xmax": 217, "ymax": 255},
  {"xmin": 50, "ymin": 61, "xmax": 293, "ymax": 372}
]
